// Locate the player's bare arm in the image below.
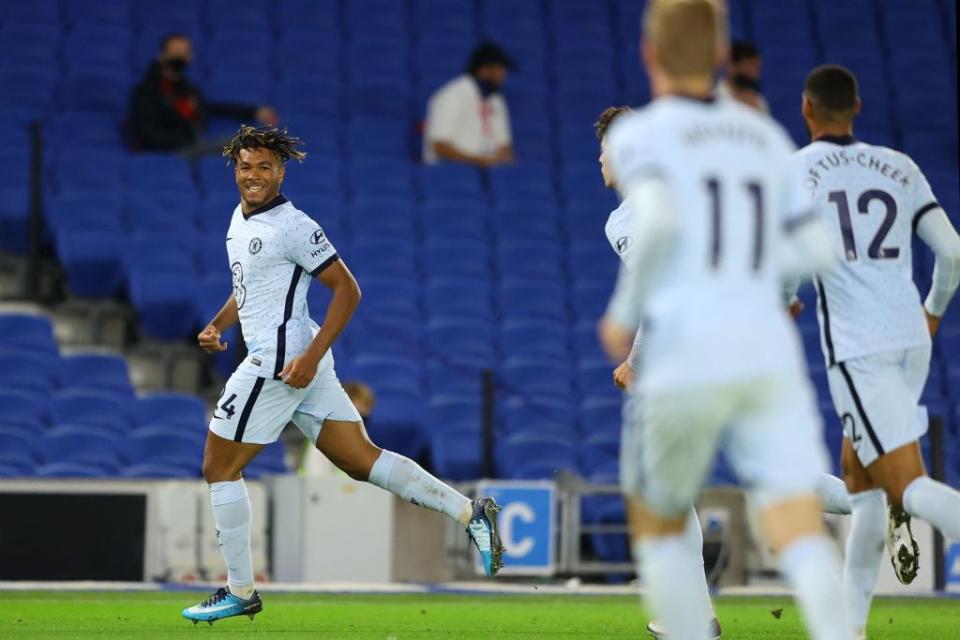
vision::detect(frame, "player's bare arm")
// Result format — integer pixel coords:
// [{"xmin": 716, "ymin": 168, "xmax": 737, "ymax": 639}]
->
[
  {"xmin": 198, "ymin": 295, "xmax": 238, "ymax": 353},
  {"xmin": 279, "ymin": 259, "xmax": 361, "ymax": 388}
]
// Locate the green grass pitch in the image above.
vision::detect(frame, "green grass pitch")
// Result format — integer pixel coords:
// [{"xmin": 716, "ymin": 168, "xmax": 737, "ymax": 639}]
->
[{"xmin": 2, "ymin": 591, "xmax": 958, "ymax": 639}]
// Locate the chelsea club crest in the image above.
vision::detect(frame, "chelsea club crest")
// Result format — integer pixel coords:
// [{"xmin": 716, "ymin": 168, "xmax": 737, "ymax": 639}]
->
[{"xmin": 248, "ymin": 238, "xmax": 263, "ymax": 254}]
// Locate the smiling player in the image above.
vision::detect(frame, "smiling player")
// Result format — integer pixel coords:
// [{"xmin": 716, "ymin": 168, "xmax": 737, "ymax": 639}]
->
[{"xmin": 182, "ymin": 125, "xmax": 503, "ymax": 625}]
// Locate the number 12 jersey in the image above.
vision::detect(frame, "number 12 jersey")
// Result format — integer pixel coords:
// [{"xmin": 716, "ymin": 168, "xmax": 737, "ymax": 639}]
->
[{"xmin": 795, "ymin": 136, "xmax": 937, "ymax": 364}]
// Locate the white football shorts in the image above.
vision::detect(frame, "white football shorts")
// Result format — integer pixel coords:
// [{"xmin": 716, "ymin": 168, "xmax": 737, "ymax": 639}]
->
[
  {"xmin": 621, "ymin": 373, "xmax": 829, "ymax": 517},
  {"xmin": 209, "ymin": 365, "xmax": 362, "ymax": 445},
  {"xmin": 826, "ymin": 345, "xmax": 931, "ymax": 467}
]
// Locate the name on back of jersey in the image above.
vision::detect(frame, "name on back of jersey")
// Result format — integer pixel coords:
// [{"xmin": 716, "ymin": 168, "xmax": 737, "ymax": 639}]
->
[{"xmin": 804, "ymin": 148, "xmax": 910, "ymax": 193}]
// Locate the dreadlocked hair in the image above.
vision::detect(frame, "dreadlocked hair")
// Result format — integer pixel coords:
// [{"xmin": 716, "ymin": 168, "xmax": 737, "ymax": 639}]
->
[{"xmin": 222, "ymin": 125, "xmax": 307, "ymax": 164}]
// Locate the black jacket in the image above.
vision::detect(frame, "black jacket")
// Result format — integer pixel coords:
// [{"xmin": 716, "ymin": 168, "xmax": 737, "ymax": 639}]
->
[{"xmin": 128, "ymin": 62, "xmax": 257, "ymax": 151}]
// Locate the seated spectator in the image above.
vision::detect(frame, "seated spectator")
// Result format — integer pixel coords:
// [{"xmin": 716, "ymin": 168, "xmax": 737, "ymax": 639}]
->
[
  {"xmin": 423, "ymin": 42, "xmax": 515, "ymax": 167},
  {"xmin": 128, "ymin": 34, "xmax": 278, "ymax": 155},
  {"xmin": 718, "ymin": 41, "xmax": 769, "ymax": 113}
]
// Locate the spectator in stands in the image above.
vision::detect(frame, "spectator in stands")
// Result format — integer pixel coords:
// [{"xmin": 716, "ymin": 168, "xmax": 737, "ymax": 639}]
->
[
  {"xmin": 718, "ymin": 41, "xmax": 769, "ymax": 113},
  {"xmin": 423, "ymin": 41, "xmax": 515, "ymax": 167},
  {"xmin": 128, "ymin": 34, "xmax": 278, "ymax": 155}
]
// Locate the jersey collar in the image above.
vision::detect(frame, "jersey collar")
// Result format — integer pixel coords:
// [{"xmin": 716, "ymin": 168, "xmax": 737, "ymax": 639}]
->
[
  {"xmin": 242, "ymin": 194, "xmax": 288, "ymax": 219},
  {"xmin": 667, "ymin": 92, "xmax": 717, "ymax": 104},
  {"xmin": 814, "ymin": 134, "xmax": 857, "ymax": 146}
]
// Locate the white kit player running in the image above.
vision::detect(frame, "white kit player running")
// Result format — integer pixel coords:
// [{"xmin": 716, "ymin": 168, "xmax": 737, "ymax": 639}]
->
[
  {"xmin": 598, "ymin": 2, "xmax": 852, "ymax": 639},
  {"xmin": 595, "ymin": 105, "xmax": 722, "ymax": 640},
  {"xmin": 182, "ymin": 126, "xmax": 503, "ymax": 626},
  {"xmin": 795, "ymin": 65, "xmax": 960, "ymax": 639}
]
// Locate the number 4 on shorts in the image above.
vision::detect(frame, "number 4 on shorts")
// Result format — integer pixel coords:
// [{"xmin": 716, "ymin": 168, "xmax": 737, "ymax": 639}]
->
[{"xmin": 215, "ymin": 393, "xmax": 238, "ymax": 420}]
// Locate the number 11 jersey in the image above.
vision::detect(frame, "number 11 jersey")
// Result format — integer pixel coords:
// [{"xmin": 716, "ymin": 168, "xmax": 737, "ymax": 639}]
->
[{"xmin": 795, "ymin": 136, "xmax": 937, "ymax": 364}]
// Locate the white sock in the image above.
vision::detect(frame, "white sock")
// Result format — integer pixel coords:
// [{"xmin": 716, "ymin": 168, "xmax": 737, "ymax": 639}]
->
[
  {"xmin": 780, "ymin": 535, "xmax": 851, "ymax": 640},
  {"xmin": 844, "ymin": 489, "xmax": 886, "ymax": 632},
  {"xmin": 368, "ymin": 450, "xmax": 473, "ymax": 525},
  {"xmin": 638, "ymin": 535, "xmax": 713, "ymax": 640},
  {"xmin": 817, "ymin": 473, "xmax": 852, "ymax": 515},
  {"xmin": 684, "ymin": 507, "xmax": 717, "ymax": 617},
  {"xmin": 209, "ymin": 480, "xmax": 254, "ymax": 599},
  {"xmin": 903, "ymin": 476, "xmax": 960, "ymax": 539}
]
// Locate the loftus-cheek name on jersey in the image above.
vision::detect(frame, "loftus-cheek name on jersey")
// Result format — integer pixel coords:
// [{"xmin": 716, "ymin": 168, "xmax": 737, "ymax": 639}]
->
[{"xmin": 804, "ymin": 149, "xmax": 911, "ymax": 192}]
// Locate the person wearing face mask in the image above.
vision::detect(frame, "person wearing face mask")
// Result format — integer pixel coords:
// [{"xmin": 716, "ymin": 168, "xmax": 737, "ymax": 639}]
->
[
  {"xmin": 717, "ymin": 40, "xmax": 769, "ymax": 113},
  {"xmin": 423, "ymin": 41, "xmax": 515, "ymax": 167},
  {"xmin": 128, "ymin": 33, "xmax": 278, "ymax": 154}
]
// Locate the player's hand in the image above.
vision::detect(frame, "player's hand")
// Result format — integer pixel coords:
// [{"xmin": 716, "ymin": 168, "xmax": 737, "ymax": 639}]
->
[
  {"xmin": 788, "ymin": 299, "xmax": 805, "ymax": 318},
  {"xmin": 925, "ymin": 309, "xmax": 941, "ymax": 337},
  {"xmin": 279, "ymin": 354, "xmax": 319, "ymax": 389},
  {"xmin": 613, "ymin": 361, "xmax": 634, "ymax": 390},
  {"xmin": 198, "ymin": 325, "xmax": 228, "ymax": 353},
  {"xmin": 598, "ymin": 316, "xmax": 634, "ymax": 363}
]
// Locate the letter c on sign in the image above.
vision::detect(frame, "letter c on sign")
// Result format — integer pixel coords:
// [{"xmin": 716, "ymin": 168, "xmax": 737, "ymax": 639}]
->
[{"xmin": 500, "ymin": 502, "xmax": 535, "ymax": 558}]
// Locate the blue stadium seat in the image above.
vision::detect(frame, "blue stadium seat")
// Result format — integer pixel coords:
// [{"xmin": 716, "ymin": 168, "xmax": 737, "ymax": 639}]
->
[
  {"xmin": 34, "ymin": 462, "xmax": 116, "ymax": 478},
  {"xmin": 424, "ymin": 350, "xmax": 495, "ymax": 394},
  {"xmin": 419, "ymin": 199, "xmax": 488, "ymax": 240},
  {"xmin": 345, "ymin": 197, "xmax": 416, "ymax": 239},
  {"xmin": 422, "ymin": 239, "xmax": 492, "ymax": 278},
  {"xmin": 425, "ymin": 316, "xmax": 497, "ymax": 365},
  {"xmin": 275, "ymin": 77, "xmax": 339, "ymax": 117},
  {"xmin": 276, "ymin": 0, "xmax": 340, "ymax": 31},
  {"xmin": 346, "ymin": 80, "xmax": 412, "ymax": 121},
  {"xmin": 52, "ymin": 389, "xmax": 132, "ymax": 435},
  {"xmin": 576, "ymin": 359, "xmax": 621, "ymax": 400},
  {"xmin": 128, "ymin": 427, "xmax": 202, "ymax": 470},
  {"xmin": 430, "ymin": 427, "xmax": 483, "ymax": 481},
  {"xmin": 136, "ymin": 392, "xmax": 207, "ymax": 433},
  {"xmin": 579, "ymin": 397, "xmax": 622, "ymax": 434},
  {"xmin": 499, "ymin": 394, "xmax": 577, "ymax": 435},
  {"xmin": 499, "ymin": 356, "xmax": 574, "ymax": 398},
  {"xmin": 197, "ymin": 232, "xmax": 229, "ymax": 276},
  {"xmin": 499, "ymin": 319, "xmax": 570, "ymax": 360},
  {"xmin": 569, "ymin": 243, "xmax": 619, "ymax": 281},
  {"xmin": 44, "ymin": 112, "xmax": 123, "ymax": 152},
  {"xmin": 59, "ymin": 68, "xmax": 131, "ymax": 116},
  {"xmin": 581, "ymin": 429, "xmax": 620, "ymax": 476},
  {"xmin": 41, "ymin": 425, "xmax": 122, "ymax": 471},
  {"xmin": 498, "ymin": 279, "xmax": 567, "ymax": 321},
  {"xmin": 418, "ymin": 165, "xmax": 485, "ymax": 201},
  {"xmin": 347, "ymin": 119, "xmax": 413, "ymax": 160},
  {"xmin": 126, "ymin": 189, "xmax": 199, "ymax": 232},
  {"xmin": 54, "ymin": 149, "xmax": 125, "ymax": 192},
  {"xmin": 120, "ymin": 463, "xmax": 199, "ymax": 479},
  {"xmin": 354, "ymin": 276, "xmax": 420, "ymax": 318},
  {"xmin": 492, "ymin": 202, "xmax": 561, "ymax": 242},
  {"xmin": 489, "ymin": 165, "xmax": 555, "ymax": 202},
  {"xmin": 365, "ymin": 391, "xmax": 425, "ymax": 459},
  {"xmin": 126, "ymin": 232, "xmax": 197, "ymax": 272},
  {"xmin": 424, "ymin": 277, "xmax": 494, "ymax": 319},
  {"xmin": 499, "ymin": 432, "xmax": 578, "ymax": 480},
  {"xmin": 57, "ymin": 229, "xmax": 127, "ymax": 298},
  {"xmin": 426, "ymin": 393, "xmax": 483, "ymax": 429},
  {"xmin": 204, "ymin": 71, "xmax": 272, "ymax": 106},
  {"xmin": 128, "ymin": 269, "xmax": 202, "ymax": 340},
  {"xmin": 347, "ymin": 160, "xmax": 415, "ymax": 201},
  {"xmin": 571, "ymin": 279, "xmax": 615, "ymax": 320},
  {"xmin": 245, "ymin": 441, "xmax": 289, "ymax": 478},
  {"xmin": 0, "ymin": 313, "xmax": 58, "ymax": 354},
  {"xmin": 355, "ymin": 354, "xmax": 422, "ymax": 396},
  {"xmin": 58, "ymin": 353, "xmax": 132, "ymax": 394},
  {"xmin": 495, "ymin": 240, "xmax": 563, "ymax": 279},
  {"xmin": 46, "ymin": 190, "xmax": 124, "ymax": 232},
  {"xmin": 0, "ymin": 348, "xmax": 58, "ymax": 394},
  {"xmin": 125, "ymin": 155, "xmax": 194, "ymax": 191}
]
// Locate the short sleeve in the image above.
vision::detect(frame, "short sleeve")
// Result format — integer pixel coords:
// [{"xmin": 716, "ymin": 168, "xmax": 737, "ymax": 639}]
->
[
  {"xmin": 425, "ymin": 82, "xmax": 463, "ymax": 144},
  {"xmin": 285, "ymin": 213, "xmax": 339, "ymax": 276},
  {"xmin": 782, "ymin": 153, "xmax": 818, "ymax": 233},
  {"xmin": 908, "ymin": 158, "xmax": 940, "ymax": 232},
  {"xmin": 606, "ymin": 115, "xmax": 662, "ymax": 187}
]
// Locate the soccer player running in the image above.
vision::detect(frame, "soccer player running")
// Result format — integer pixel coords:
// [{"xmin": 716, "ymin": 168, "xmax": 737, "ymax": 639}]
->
[
  {"xmin": 182, "ymin": 126, "xmax": 503, "ymax": 624},
  {"xmin": 598, "ymin": 1, "xmax": 853, "ymax": 639},
  {"xmin": 595, "ymin": 106, "xmax": 722, "ymax": 640},
  {"xmin": 794, "ymin": 65, "xmax": 960, "ymax": 640}
]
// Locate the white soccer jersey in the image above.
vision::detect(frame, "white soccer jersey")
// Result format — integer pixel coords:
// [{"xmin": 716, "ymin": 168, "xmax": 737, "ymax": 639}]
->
[
  {"xmin": 605, "ymin": 200, "xmax": 636, "ymax": 262},
  {"xmin": 605, "ymin": 95, "xmax": 826, "ymax": 391},
  {"xmin": 795, "ymin": 136, "xmax": 936, "ymax": 364},
  {"xmin": 225, "ymin": 195, "xmax": 339, "ymax": 379}
]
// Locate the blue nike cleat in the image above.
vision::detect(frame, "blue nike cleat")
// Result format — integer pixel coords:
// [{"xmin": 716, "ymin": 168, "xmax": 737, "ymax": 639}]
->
[
  {"xmin": 182, "ymin": 586, "xmax": 263, "ymax": 625},
  {"xmin": 466, "ymin": 497, "xmax": 504, "ymax": 577}
]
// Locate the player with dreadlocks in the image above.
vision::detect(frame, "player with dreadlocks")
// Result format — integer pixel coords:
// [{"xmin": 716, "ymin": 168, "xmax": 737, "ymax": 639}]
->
[{"xmin": 183, "ymin": 125, "xmax": 503, "ymax": 625}]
